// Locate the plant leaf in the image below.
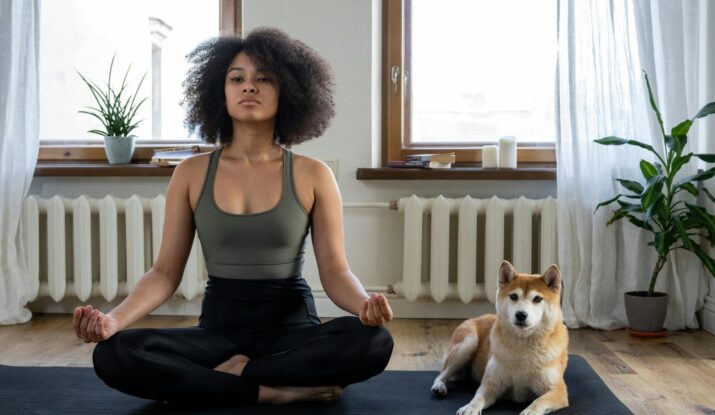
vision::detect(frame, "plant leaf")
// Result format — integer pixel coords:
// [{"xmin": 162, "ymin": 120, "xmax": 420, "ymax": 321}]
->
[
  {"xmin": 595, "ymin": 194, "xmax": 622, "ymax": 213},
  {"xmin": 694, "ymin": 102, "xmax": 715, "ymax": 119},
  {"xmin": 695, "ymin": 153, "xmax": 715, "ymax": 163},
  {"xmin": 642, "ymin": 175, "xmax": 665, "ymax": 209},
  {"xmin": 677, "ymin": 182, "xmax": 699, "ymax": 197},
  {"xmin": 672, "ymin": 120, "xmax": 693, "ymax": 137},
  {"xmin": 640, "ymin": 160, "xmax": 658, "ymax": 179},
  {"xmin": 606, "ymin": 210, "xmax": 628, "ymax": 226},
  {"xmin": 671, "ymin": 153, "xmax": 693, "ymax": 178},
  {"xmin": 643, "ymin": 71, "xmax": 666, "ymax": 137},
  {"xmin": 675, "ymin": 167, "xmax": 715, "ymax": 188},
  {"xmin": 673, "ymin": 217, "xmax": 694, "ymax": 250},
  {"xmin": 702, "ymin": 187, "xmax": 715, "ymax": 204},
  {"xmin": 616, "ymin": 179, "xmax": 644, "ymax": 195},
  {"xmin": 690, "ymin": 244, "xmax": 715, "ymax": 278},
  {"xmin": 654, "ymin": 231, "xmax": 667, "ymax": 254}
]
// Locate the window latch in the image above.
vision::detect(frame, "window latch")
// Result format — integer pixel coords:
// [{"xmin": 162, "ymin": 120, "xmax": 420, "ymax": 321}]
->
[{"xmin": 391, "ymin": 65, "xmax": 400, "ymax": 94}]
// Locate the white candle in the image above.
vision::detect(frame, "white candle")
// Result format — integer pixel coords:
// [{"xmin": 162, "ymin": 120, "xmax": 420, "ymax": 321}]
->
[
  {"xmin": 498, "ymin": 136, "xmax": 517, "ymax": 169},
  {"xmin": 482, "ymin": 145, "xmax": 498, "ymax": 168}
]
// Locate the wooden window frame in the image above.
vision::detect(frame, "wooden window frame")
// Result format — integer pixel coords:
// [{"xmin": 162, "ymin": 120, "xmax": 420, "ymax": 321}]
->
[
  {"xmin": 37, "ymin": 0, "xmax": 242, "ymax": 163},
  {"xmin": 381, "ymin": 0, "xmax": 556, "ymax": 166}
]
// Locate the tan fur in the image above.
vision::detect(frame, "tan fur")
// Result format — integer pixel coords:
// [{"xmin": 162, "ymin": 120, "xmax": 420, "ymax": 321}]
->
[{"xmin": 431, "ymin": 261, "xmax": 569, "ymax": 415}]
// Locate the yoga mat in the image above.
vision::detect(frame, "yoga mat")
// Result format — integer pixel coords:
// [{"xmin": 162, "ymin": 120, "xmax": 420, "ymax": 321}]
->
[{"xmin": 0, "ymin": 355, "xmax": 630, "ymax": 414}]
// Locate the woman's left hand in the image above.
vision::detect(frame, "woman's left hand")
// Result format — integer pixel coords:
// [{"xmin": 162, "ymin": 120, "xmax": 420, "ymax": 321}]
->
[{"xmin": 359, "ymin": 294, "xmax": 394, "ymax": 326}]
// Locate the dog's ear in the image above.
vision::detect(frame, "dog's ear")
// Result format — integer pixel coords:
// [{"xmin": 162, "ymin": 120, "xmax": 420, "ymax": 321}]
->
[
  {"xmin": 498, "ymin": 261, "xmax": 517, "ymax": 289},
  {"xmin": 541, "ymin": 264, "xmax": 561, "ymax": 292}
]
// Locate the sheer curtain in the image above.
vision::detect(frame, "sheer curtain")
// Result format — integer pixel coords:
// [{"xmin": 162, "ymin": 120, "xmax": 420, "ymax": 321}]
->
[
  {"xmin": 556, "ymin": 0, "xmax": 713, "ymax": 330},
  {"xmin": 0, "ymin": 0, "xmax": 40, "ymax": 325}
]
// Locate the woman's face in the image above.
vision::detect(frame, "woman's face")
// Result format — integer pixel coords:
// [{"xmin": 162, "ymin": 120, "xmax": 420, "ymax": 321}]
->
[{"xmin": 224, "ymin": 51, "xmax": 279, "ymax": 124}]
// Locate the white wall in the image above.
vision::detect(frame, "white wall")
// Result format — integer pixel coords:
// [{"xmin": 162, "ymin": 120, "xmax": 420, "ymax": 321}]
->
[{"xmin": 28, "ymin": 0, "xmax": 556, "ymax": 315}]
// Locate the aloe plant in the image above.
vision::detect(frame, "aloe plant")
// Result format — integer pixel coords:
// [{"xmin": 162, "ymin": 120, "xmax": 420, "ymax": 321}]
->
[
  {"xmin": 595, "ymin": 71, "xmax": 715, "ymax": 296},
  {"xmin": 77, "ymin": 54, "xmax": 148, "ymax": 137}
]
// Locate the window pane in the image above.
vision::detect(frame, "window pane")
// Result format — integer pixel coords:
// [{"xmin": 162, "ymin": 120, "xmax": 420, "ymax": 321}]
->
[
  {"xmin": 410, "ymin": 0, "xmax": 556, "ymax": 144},
  {"xmin": 39, "ymin": 0, "xmax": 219, "ymax": 141}
]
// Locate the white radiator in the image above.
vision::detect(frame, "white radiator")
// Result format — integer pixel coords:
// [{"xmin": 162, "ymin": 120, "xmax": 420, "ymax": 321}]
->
[
  {"xmin": 21, "ymin": 195, "xmax": 206, "ymax": 303},
  {"xmin": 391, "ymin": 195, "xmax": 557, "ymax": 304}
]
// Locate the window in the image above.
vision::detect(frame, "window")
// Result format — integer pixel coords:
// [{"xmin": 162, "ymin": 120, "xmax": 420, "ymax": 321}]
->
[
  {"xmin": 383, "ymin": 0, "xmax": 557, "ymax": 165},
  {"xmin": 38, "ymin": 0, "xmax": 240, "ymax": 162}
]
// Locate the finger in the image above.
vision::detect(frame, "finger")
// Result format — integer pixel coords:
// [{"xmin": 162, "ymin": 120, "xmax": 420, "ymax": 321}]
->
[
  {"xmin": 87, "ymin": 310, "xmax": 99, "ymax": 340},
  {"xmin": 359, "ymin": 299, "xmax": 370, "ymax": 325},
  {"xmin": 73, "ymin": 308, "xmax": 83, "ymax": 338},
  {"xmin": 79, "ymin": 309, "xmax": 91, "ymax": 339},
  {"xmin": 369, "ymin": 298, "xmax": 382, "ymax": 325},
  {"xmin": 96, "ymin": 316, "xmax": 105, "ymax": 340},
  {"xmin": 377, "ymin": 294, "xmax": 394, "ymax": 321}
]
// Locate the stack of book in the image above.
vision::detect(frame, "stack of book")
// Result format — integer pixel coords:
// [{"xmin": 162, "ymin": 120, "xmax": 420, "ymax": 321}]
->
[
  {"xmin": 386, "ymin": 152, "xmax": 456, "ymax": 169},
  {"xmin": 150, "ymin": 145, "xmax": 202, "ymax": 166}
]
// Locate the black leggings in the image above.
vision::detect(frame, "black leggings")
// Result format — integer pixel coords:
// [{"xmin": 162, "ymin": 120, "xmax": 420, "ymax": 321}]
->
[{"xmin": 92, "ymin": 276, "xmax": 394, "ymax": 404}]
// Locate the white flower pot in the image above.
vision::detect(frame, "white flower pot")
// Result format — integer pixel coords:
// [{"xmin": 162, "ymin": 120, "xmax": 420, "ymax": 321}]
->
[{"xmin": 104, "ymin": 135, "xmax": 136, "ymax": 164}]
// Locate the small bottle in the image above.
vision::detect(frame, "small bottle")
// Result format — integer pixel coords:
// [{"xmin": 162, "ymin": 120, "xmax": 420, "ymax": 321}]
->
[
  {"xmin": 498, "ymin": 136, "xmax": 517, "ymax": 169},
  {"xmin": 481, "ymin": 145, "xmax": 498, "ymax": 168}
]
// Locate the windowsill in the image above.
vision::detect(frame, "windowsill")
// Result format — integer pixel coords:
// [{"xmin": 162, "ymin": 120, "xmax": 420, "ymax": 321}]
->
[
  {"xmin": 356, "ymin": 163, "xmax": 556, "ymax": 180},
  {"xmin": 34, "ymin": 160, "xmax": 175, "ymax": 177}
]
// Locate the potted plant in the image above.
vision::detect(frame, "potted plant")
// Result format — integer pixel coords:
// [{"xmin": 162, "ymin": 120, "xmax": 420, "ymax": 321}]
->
[
  {"xmin": 77, "ymin": 54, "xmax": 147, "ymax": 164},
  {"xmin": 595, "ymin": 71, "xmax": 715, "ymax": 337}
]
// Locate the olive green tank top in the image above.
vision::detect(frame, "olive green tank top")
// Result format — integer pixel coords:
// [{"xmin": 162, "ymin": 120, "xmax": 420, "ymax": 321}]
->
[{"xmin": 193, "ymin": 147, "xmax": 311, "ymax": 280}]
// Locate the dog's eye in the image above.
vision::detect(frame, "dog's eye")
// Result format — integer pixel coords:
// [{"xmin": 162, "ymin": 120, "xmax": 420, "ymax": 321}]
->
[
  {"xmin": 533, "ymin": 296, "xmax": 543, "ymax": 303},
  {"xmin": 509, "ymin": 293, "xmax": 518, "ymax": 301}
]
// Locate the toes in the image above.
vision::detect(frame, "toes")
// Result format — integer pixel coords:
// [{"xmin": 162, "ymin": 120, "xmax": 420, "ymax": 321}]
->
[{"xmin": 431, "ymin": 381, "xmax": 448, "ymax": 397}]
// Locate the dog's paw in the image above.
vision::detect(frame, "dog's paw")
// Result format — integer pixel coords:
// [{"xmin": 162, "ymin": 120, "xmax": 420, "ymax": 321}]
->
[
  {"xmin": 431, "ymin": 380, "xmax": 448, "ymax": 398},
  {"xmin": 519, "ymin": 409, "xmax": 542, "ymax": 415},
  {"xmin": 456, "ymin": 404, "xmax": 481, "ymax": 415}
]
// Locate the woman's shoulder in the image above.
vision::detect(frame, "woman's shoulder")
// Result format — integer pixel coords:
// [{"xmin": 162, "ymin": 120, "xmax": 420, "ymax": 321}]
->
[{"xmin": 291, "ymin": 152, "xmax": 332, "ymax": 177}]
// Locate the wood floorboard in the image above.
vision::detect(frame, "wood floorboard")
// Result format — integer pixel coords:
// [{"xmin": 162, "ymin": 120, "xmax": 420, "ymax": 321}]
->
[{"xmin": 1, "ymin": 314, "xmax": 714, "ymax": 414}]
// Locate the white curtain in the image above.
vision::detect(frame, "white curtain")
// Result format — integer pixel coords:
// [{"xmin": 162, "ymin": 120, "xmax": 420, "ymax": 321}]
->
[
  {"xmin": 0, "ymin": 0, "xmax": 40, "ymax": 325},
  {"xmin": 556, "ymin": 0, "xmax": 713, "ymax": 330}
]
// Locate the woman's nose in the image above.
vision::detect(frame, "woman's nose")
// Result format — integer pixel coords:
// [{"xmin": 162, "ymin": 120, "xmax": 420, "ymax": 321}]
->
[{"xmin": 242, "ymin": 83, "xmax": 257, "ymax": 93}]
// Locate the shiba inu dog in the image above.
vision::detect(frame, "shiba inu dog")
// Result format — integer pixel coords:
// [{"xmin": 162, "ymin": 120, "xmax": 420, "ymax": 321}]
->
[{"xmin": 431, "ymin": 261, "xmax": 569, "ymax": 415}]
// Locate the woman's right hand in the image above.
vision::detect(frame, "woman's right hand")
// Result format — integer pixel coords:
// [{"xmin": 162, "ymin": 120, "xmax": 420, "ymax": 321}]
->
[{"xmin": 73, "ymin": 305, "xmax": 119, "ymax": 343}]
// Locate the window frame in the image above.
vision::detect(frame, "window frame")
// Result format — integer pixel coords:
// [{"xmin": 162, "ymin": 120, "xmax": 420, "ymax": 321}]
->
[
  {"xmin": 381, "ymin": 0, "xmax": 556, "ymax": 166},
  {"xmin": 37, "ymin": 0, "xmax": 241, "ymax": 162}
]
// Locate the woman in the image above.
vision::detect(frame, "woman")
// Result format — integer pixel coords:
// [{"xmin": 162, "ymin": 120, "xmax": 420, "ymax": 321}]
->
[{"xmin": 73, "ymin": 27, "xmax": 394, "ymax": 406}]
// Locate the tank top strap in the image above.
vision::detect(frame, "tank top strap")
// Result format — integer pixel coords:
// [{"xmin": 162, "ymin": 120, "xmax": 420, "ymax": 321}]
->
[
  {"xmin": 200, "ymin": 147, "xmax": 223, "ymax": 207},
  {"xmin": 283, "ymin": 148, "xmax": 297, "ymax": 200}
]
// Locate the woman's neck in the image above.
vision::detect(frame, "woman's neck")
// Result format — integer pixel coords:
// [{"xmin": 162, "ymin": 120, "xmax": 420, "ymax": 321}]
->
[{"xmin": 224, "ymin": 121, "xmax": 282, "ymax": 163}]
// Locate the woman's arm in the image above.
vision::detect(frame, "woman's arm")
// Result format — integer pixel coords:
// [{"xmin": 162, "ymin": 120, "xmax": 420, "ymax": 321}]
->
[
  {"xmin": 74, "ymin": 158, "xmax": 198, "ymax": 341},
  {"xmin": 310, "ymin": 161, "xmax": 393, "ymax": 325}
]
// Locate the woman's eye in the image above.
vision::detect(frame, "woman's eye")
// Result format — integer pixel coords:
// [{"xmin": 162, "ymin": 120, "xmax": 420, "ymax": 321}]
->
[
  {"xmin": 231, "ymin": 77, "xmax": 243, "ymax": 82},
  {"xmin": 533, "ymin": 296, "xmax": 543, "ymax": 303},
  {"xmin": 509, "ymin": 293, "xmax": 518, "ymax": 301}
]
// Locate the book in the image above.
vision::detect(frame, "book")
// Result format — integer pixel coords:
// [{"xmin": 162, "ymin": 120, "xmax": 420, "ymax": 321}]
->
[
  {"xmin": 386, "ymin": 160, "xmax": 429, "ymax": 168},
  {"xmin": 428, "ymin": 161, "xmax": 451, "ymax": 169},
  {"xmin": 404, "ymin": 152, "xmax": 456, "ymax": 164},
  {"xmin": 385, "ymin": 160, "xmax": 452, "ymax": 169},
  {"xmin": 150, "ymin": 145, "xmax": 202, "ymax": 167}
]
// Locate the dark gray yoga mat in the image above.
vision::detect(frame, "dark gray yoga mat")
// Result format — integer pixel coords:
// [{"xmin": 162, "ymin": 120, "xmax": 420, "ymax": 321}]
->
[{"xmin": 0, "ymin": 355, "xmax": 630, "ymax": 414}]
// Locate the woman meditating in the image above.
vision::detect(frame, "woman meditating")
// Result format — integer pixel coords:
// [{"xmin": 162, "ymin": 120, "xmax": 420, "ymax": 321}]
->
[{"xmin": 72, "ymin": 27, "xmax": 394, "ymax": 405}]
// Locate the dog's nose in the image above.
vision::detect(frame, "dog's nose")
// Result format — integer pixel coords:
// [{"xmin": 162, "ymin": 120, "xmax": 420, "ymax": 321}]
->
[{"xmin": 515, "ymin": 311, "xmax": 527, "ymax": 322}]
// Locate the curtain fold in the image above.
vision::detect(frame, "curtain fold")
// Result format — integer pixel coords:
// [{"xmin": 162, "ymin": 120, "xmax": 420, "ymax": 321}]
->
[
  {"xmin": 557, "ymin": 0, "xmax": 714, "ymax": 330},
  {"xmin": 0, "ymin": 0, "xmax": 40, "ymax": 325}
]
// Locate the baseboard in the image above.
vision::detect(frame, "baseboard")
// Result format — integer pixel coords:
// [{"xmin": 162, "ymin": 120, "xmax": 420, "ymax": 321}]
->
[{"xmin": 27, "ymin": 293, "xmax": 495, "ymax": 320}]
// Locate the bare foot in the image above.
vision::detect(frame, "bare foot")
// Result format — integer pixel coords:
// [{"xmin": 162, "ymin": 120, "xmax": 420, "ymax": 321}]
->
[
  {"xmin": 258, "ymin": 385, "xmax": 343, "ymax": 404},
  {"xmin": 214, "ymin": 354, "xmax": 250, "ymax": 376}
]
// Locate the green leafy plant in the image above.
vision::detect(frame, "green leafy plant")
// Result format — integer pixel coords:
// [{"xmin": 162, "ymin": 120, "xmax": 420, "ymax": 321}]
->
[
  {"xmin": 594, "ymin": 71, "xmax": 715, "ymax": 296},
  {"xmin": 77, "ymin": 54, "xmax": 147, "ymax": 137}
]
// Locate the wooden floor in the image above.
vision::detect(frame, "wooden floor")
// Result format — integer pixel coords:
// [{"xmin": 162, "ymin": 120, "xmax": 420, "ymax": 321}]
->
[{"xmin": 1, "ymin": 314, "xmax": 715, "ymax": 414}]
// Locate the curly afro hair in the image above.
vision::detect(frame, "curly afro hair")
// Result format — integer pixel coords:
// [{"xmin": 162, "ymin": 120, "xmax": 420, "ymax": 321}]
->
[{"xmin": 182, "ymin": 27, "xmax": 335, "ymax": 146}]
